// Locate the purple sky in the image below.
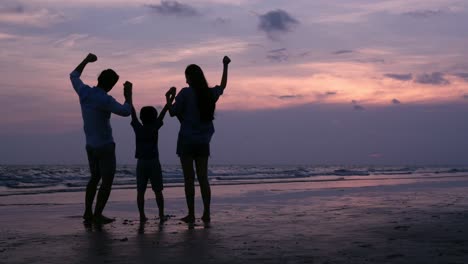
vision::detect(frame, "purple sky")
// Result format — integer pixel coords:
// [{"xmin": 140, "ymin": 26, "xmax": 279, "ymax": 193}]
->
[{"xmin": 1, "ymin": 0, "xmax": 468, "ymax": 165}]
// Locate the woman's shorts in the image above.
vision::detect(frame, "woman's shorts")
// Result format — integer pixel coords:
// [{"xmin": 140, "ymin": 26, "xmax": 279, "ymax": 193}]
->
[{"xmin": 177, "ymin": 140, "xmax": 210, "ymax": 157}]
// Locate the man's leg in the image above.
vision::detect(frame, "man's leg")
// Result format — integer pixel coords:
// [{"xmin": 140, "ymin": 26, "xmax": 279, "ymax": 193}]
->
[
  {"xmin": 93, "ymin": 143, "xmax": 116, "ymax": 224},
  {"xmin": 180, "ymin": 156, "xmax": 195, "ymax": 223},
  {"xmin": 84, "ymin": 146, "xmax": 101, "ymax": 221},
  {"xmin": 137, "ymin": 190, "xmax": 147, "ymax": 221},
  {"xmin": 155, "ymin": 191, "xmax": 165, "ymax": 223},
  {"xmin": 195, "ymin": 156, "xmax": 210, "ymax": 222}
]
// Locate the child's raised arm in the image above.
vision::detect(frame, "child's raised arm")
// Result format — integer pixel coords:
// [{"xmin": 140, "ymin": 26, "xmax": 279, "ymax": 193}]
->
[
  {"xmin": 158, "ymin": 87, "xmax": 176, "ymax": 123},
  {"xmin": 131, "ymin": 106, "xmax": 138, "ymax": 122}
]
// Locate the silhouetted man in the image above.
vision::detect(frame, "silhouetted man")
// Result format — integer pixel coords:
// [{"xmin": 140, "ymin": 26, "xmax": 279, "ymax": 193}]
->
[{"xmin": 70, "ymin": 53, "xmax": 132, "ymax": 224}]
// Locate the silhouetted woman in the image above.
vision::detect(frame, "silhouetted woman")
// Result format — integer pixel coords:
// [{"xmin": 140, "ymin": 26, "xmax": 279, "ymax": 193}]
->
[{"xmin": 168, "ymin": 56, "xmax": 231, "ymax": 223}]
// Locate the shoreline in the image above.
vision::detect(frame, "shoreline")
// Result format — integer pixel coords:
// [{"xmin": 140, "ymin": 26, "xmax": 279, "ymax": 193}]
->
[
  {"xmin": 3, "ymin": 172, "xmax": 468, "ymax": 198},
  {"xmin": 2, "ymin": 174, "xmax": 468, "ymax": 263}
]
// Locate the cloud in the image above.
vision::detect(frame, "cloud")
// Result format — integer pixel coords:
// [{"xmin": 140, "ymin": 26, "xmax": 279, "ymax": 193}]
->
[
  {"xmin": 298, "ymin": 51, "xmax": 311, "ymax": 57},
  {"xmin": 333, "ymin": 50, "xmax": 354, "ymax": 55},
  {"xmin": 462, "ymin": 94, "xmax": 468, "ymax": 100},
  {"xmin": 355, "ymin": 58, "xmax": 385, "ymax": 64},
  {"xmin": 145, "ymin": 1, "xmax": 199, "ymax": 17},
  {"xmin": 353, "ymin": 105, "xmax": 365, "ymax": 111},
  {"xmin": 454, "ymin": 73, "xmax": 468, "ymax": 82},
  {"xmin": 402, "ymin": 9, "xmax": 444, "ymax": 18},
  {"xmin": 258, "ymin": 9, "xmax": 299, "ymax": 39},
  {"xmin": 54, "ymin": 34, "xmax": 89, "ymax": 48},
  {"xmin": 213, "ymin": 17, "xmax": 230, "ymax": 25},
  {"xmin": 0, "ymin": 3, "xmax": 24, "ymax": 14},
  {"xmin": 316, "ymin": 91, "xmax": 337, "ymax": 100},
  {"xmin": 0, "ymin": 3, "xmax": 64, "ymax": 27},
  {"xmin": 352, "ymin": 100, "xmax": 365, "ymax": 111},
  {"xmin": 277, "ymin": 95, "xmax": 302, "ymax": 100},
  {"xmin": 369, "ymin": 153, "xmax": 383, "ymax": 159},
  {"xmin": 392, "ymin": 98, "xmax": 401, "ymax": 104},
  {"xmin": 415, "ymin": 72, "xmax": 450, "ymax": 86},
  {"xmin": 384, "ymin": 73, "xmax": 413, "ymax": 81},
  {"xmin": 0, "ymin": 32, "xmax": 18, "ymax": 40},
  {"xmin": 266, "ymin": 48, "xmax": 289, "ymax": 62}
]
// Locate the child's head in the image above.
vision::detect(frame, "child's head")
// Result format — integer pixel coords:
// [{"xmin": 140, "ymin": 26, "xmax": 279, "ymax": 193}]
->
[{"xmin": 140, "ymin": 106, "xmax": 158, "ymax": 125}]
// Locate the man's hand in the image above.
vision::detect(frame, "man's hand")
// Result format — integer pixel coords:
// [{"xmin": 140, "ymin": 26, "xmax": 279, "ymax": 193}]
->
[
  {"xmin": 85, "ymin": 53, "xmax": 97, "ymax": 63},
  {"xmin": 223, "ymin": 56, "xmax": 231, "ymax": 65},
  {"xmin": 166, "ymin": 87, "xmax": 176, "ymax": 104},
  {"xmin": 124, "ymin": 81, "xmax": 133, "ymax": 102},
  {"xmin": 73, "ymin": 53, "xmax": 97, "ymax": 74}
]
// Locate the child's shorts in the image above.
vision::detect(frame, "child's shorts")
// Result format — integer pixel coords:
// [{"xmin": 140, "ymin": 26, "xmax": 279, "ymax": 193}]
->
[{"xmin": 136, "ymin": 158, "xmax": 163, "ymax": 193}]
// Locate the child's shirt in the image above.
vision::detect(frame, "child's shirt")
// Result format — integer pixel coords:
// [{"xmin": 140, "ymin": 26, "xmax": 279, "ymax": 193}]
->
[{"xmin": 131, "ymin": 119, "xmax": 163, "ymax": 160}]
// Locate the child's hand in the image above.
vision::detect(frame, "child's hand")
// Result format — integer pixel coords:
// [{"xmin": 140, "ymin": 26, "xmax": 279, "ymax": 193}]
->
[
  {"xmin": 124, "ymin": 81, "xmax": 133, "ymax": 100},
  {"xmin": 223, "ymin": 56, "xmax": 231, "ymax": 65}
]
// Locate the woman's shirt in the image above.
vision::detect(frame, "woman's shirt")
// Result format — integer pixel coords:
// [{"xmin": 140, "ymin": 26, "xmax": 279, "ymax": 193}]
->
[{"xmin": 170, "ymin": 86, "xmax": 224, "ymax": 144}]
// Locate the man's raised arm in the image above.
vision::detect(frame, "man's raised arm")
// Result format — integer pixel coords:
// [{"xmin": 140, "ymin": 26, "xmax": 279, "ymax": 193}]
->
[{"xmin": 70, "ymin": 53, "xmax": 97, "ymax": 95}]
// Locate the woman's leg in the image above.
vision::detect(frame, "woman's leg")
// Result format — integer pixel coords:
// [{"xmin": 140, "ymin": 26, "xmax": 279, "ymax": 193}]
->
[
  {"xmin": 195, "ymin": 156, "xmax": 210, "ymax": 222},
  {"xmin": 180, "ymin": 156, "xmax": 196, "ymax": 223}
]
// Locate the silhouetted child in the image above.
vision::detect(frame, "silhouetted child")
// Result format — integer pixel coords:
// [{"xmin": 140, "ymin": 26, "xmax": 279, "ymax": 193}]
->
[{"xmin": 131, "ymin": 89, "xmax": 175, "ymax": 223}]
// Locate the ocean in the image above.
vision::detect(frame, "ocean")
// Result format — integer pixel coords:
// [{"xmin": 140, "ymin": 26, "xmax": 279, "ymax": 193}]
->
[{"xmin": 1, "ymin": 165, "xmax": 467, "ymax": 197}]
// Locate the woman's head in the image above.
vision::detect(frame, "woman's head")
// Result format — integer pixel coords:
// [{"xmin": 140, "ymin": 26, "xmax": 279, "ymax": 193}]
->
[
  {"xmin": 185, "ymin": 64, "xmax": 207, "ymax": 88},
  {"xmin": 185, "ymin": 64, "xmax": 215, "ymax": 121}
]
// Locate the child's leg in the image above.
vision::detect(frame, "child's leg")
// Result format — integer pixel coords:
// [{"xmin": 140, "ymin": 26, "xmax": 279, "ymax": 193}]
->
[
  {"xmin": 150, "ymin": 160, "xmax": 165, "ymax": 222},
  {"xmin": 136, "ymin": 160, "xmax": 149, "ymax": 221}
]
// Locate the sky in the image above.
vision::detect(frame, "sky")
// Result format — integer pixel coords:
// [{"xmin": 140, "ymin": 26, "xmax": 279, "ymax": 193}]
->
[{"xmin": 1, "ymin": 0, "xmax": 468, "ymax": 165}]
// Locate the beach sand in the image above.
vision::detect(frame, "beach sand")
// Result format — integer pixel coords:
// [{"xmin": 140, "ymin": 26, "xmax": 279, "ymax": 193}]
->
[{"xmin": 1, "ymin": 175, "xmax": 468, "ymax": 263}]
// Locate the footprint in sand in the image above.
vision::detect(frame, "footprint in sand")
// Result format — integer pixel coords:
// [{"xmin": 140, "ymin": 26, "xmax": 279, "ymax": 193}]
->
[
  {"xmin": 394, "ymin": 225, "xmax": 410, "ymax": 231},
  {"xmin": 386, "ymin": 253, "xmax": 404, "ymax": 259}
]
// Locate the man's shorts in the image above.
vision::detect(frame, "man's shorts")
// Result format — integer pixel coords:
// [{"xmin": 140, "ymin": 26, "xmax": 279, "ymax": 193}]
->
[
  {"xmin": 86, "ymin": 143, "xmax": 116, "ymax": 180},
  {"xmin": 136, "ymin": 158, "xmax": 163, "ymax": 193}
]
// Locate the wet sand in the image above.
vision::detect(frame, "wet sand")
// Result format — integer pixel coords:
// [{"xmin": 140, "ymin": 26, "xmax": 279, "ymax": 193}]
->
[{"xmin": 1, "ymin": 175, "xmax": 468, "ymax": 263}]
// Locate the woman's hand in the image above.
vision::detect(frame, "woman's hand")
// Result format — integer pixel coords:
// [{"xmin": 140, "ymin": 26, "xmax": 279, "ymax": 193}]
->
[
  {"xmin": 223, "ymin": 56, "xmax": 231, "ymax": 65},
  {"xmin": 166, "ymin": 87, "xmax": 176, "ymax": 104}
]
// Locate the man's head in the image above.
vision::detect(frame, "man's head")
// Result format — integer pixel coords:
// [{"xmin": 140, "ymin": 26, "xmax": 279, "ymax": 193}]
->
[{"xmin": 97, "ymin": 69, "xmax": 119, "ymax": 92}]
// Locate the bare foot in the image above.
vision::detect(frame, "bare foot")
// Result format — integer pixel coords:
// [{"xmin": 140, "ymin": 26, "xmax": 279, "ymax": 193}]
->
[
  {"xmin": 180, "ymin": 215, "xmax": 195, "ymax": 224},
  {"xmin": 83, "ymin": 212, "xmax": 93, "ymax": 222},
  {"xmin": 201, "ymin": 213, "xmax": 211, "ymax": 223},
  {"xmin": 93, "ymin": 215, "xmax": 115, "ymax": 225},
  {"xmin": 159, "ymin": 215, "xmax": 169, "ymax": 225}
]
